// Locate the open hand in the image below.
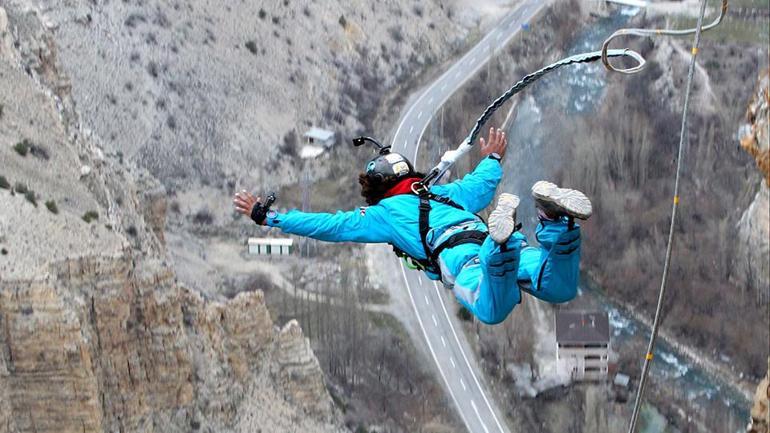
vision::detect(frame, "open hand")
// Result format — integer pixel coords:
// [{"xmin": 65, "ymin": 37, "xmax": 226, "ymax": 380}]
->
[
  {"xmin": 233, "ymin": 190, "xmax": 260, "ymax": 220},
  {"xmin": 479, "ymin": 127, "xmax": 507, "ymax": 160}
]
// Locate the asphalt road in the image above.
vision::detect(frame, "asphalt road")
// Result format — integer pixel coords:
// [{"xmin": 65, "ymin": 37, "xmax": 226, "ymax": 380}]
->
[{"xmin": 390, "ymin": 2, "xmax": 545, "ymax": 433}]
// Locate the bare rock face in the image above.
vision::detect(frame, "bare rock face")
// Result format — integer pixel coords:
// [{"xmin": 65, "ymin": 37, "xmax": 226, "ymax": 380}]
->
[
  {"xmin": 0, "ymin": 255, "xmax": 343, "ymax": 433},
  {"xmin": 748, "ymin": 359, "xmax": 770, "ymax": 433},
  {"xmin": 275, "ymin": 320, "xmax": 334, "ymax": 418},
  {"xmin": 734, "ymin": 70, "xmax": 770, "ymax": 298}
]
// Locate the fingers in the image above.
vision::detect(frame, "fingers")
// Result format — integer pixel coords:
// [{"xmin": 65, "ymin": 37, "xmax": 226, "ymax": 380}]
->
[{"xmin": 479, "ymin": 137, "xmax": 487, "ymax": 149}]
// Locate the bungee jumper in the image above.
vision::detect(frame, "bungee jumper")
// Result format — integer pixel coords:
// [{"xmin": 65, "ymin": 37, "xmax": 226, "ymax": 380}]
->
[{"xmin": 233, "ymin": 127, "xmax": 592, "ymax": 325}]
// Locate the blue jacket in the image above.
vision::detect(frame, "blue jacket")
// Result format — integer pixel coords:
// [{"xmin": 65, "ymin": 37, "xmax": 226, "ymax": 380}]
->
[{"xmin": 266, "ymin": 157, "xmax": 503, "ymax": 277}]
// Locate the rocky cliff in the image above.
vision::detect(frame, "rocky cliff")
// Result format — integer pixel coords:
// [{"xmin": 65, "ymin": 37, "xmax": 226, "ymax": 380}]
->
[
  {"xmin": 0, "ymin": 4, "xmax": 345, "ymax": 432},
  {"xmin": 735, "ymin": 70, "xmax": 770, "ymax": 299},
  {"xmin": 0, "ymin": 256, "xmax": 343, "ymax": 433},
  {"xmin": 748, "ymin": 359, "xmax": 770, "ymax": 433}
]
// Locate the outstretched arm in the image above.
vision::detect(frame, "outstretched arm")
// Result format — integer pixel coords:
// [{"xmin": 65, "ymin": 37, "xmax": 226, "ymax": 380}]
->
[
  {"xmin": 433, "ymin": 127, "xmax": 508, "ymax": 213},
  {"xmin": 233, "ymin": 191, "xmax": 391, "ymax": 243}
]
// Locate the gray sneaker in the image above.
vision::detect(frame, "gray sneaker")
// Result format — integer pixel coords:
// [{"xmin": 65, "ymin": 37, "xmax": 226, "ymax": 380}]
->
[
  {"xmin": 488, "ymin": 193, "xmax": 520, "ymax": 244},
  {"xmin": 531, "ymin": 181, "xmax": 592, "ymax": 220}
]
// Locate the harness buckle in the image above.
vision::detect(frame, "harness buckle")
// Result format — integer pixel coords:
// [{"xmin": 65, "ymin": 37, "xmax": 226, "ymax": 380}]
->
[{"xmin": 411, "ymin": 181, "xmax": 428, "ymax": 195}]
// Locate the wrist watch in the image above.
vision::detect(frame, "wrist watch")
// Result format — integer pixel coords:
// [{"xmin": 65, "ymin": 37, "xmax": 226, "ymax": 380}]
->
[{"xmin": 488, "ymin": 152, "xmax": 502, "ymax": 161}]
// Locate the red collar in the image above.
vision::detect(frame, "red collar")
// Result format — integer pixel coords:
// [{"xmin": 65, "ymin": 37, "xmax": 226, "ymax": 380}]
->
[{"xmin": 384, "ymin": 177, "xmax": 421, "ymax": 198}]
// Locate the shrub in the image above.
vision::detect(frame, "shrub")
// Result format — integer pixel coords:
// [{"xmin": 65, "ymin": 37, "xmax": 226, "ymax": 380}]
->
[
  {"xmin": 29, "ymin": 144, "xmax": 49, "ymax": 160},
  {"xmin": 245, "ymin": 40, "xmax": 258, "ymax": 55},
  {"xmin": 258, "ymin": 8, "xmax": 267, "ymax": 19},
  {"xmin": 0, "ymin": 248, "xmax": 7, "ymax": 255},
  {"xmin": 45, "ymin": 200, "xmax": 58, "ymax": 214},
  {"xmin": 82, "ymin": 210, "xmax": 99, "ymax": 223},
  {"xmin": 13, "ymin": 139, "xmax": 31, "ymax": 156},
  {"xmin": 193, "ymin": 209, "xmax": 214, "ymax": 225},
  {"xmin": 0, "ymin": 103, "xmax": 4, "ymax": 119},
  {"xmin": 338, "ymin": 15, "xmax": 347, "ymax": 28},
  {"xmin": 126, "ymin": 225, "xmax": 138, "ymax": 237},
  {"xmin": 271, "ymin": 16, "xmax": 280, "ymax": 25},
  {"xmin": 0, "ymin": 175, "xmax": 9, "ymax": 190},
  {"xmin": 13, "ymin": 182, "xmax": 28, "ymax": 194},
  {"xmin": 24, "ymin": 190, "xmax": 37, "ymax": 207},
  {"xmin": 457, "ymin": 306, "xmax": 473, "ymax": 322}
]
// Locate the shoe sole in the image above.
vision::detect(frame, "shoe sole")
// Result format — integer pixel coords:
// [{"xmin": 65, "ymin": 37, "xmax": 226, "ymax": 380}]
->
[
  {"xmin": 532, "ymin": 181, "xmax": 592, "ymax": 220},
  {"xmin": 488, "ymin": 193, "xmax": 520, "ymax": 244}
]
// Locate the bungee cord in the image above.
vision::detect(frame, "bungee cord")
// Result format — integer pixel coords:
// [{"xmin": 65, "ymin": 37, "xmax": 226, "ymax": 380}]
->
[{"xmin": 420, "ymin": 0, "xmax": 728, "ymax": 188}]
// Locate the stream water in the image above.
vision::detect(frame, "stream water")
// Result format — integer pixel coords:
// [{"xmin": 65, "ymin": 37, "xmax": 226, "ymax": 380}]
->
[{"xmin": 499, "ymin": 7, "xmax": 749, "ymax": 433}]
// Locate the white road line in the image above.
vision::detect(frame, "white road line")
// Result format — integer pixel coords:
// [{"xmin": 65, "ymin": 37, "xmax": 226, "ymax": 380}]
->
[
  {"xmin": 432, "ymin": 314, "xmax": 438, "ymax": 326},
  {"xmin": 471, "ymin": 400, "xmax": 491, "ymax": 433},
  {"xmin": 399, "ymin": 262, "xmax": 473, "ymax": 431},
  {"xmin": 403, "ymin": 140, "xmax": 407, "ymax": 148},
  {"xmin": 417, "ymin": 111, "xmax": 423, "ymax": 119},
  {"xmin": 460, "ymin": 378, "xmax": 467, "ymax": 390},
  {"xmin": 418, "ymin": 277, "xmax": 423, "ymax": 286},
  {"xmin": 441, "ymin": 336, "xmax": 447, "ymax": 347},
  {"xmin": 409, "ymin": 125, "xmax": 414, "ymax": 134},
  {"xmin": 450, "ymin": 357, "xmax": 457, "ymax": 368},
  {"xmin": 441, "ymin": 83, "xmax": 448, "ymax": 91},
  {"xmin": 425, "ymin": 294, "xmax": 430, "ymax": 305},
  {"xmin": 496, "ymin": 33, "xmax": 503, "ymax": 41},
  {"xmin": 428, "ymin": 96, "xmax": 434, "ymax": 105},
  {"xmin": 433, "ymin": 282, "xmax": 507, "ymax": 433}
]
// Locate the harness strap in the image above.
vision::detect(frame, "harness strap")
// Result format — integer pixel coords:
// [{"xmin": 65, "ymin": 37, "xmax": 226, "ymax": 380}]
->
[{"xmin": 431, "ymin": 230, "xmax": 487, "ymax": 259}]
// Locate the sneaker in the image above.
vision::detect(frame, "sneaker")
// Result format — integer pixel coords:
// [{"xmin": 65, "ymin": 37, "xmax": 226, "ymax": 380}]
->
[
  {"xmin": 488, "ymin": 193, "xmax": 520, "ymax": 244},
  {"xmin": 531, "ymin": 181, "xmax": 592, "ymax": 220}
]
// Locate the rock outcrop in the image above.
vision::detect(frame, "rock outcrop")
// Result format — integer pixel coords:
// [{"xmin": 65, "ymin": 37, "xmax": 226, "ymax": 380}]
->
[
  {"xmin": 734, "ymin": 70, "xmax": 770, "ymax": 299},
  {"xmin": 0, "ymin": 256, "xmax": 344, "ymax": 433},
  {"xmin": 748, "ymin": 359, "xmax": 770, "ymax": 433}
]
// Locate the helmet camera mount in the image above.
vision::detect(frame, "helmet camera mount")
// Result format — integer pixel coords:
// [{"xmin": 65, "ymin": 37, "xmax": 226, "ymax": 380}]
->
[{"xmin": 352, "ymin": 136, "xmax": 391, "ymax": 155}]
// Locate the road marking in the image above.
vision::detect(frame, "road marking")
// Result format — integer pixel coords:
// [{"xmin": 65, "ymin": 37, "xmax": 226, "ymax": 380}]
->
[
  {"xmin": 418, "ymin": 277, "xmax": 423, "ymax": 286},
  {"xmin": 403, "ymin": 140, "xmax": 407, "ymax": 149},
  {"xmin": 471, "ymin": 400, "xmax": 491, "ymax": 433},
  {"xmin": 417, "ymin": 111, "xmax": 423, "ymax": 119},
  {"xmin": 433, "ymin": 282, "xmax": 507, "ymax": 433},
  {"xmin": 425, "ymin": 294, "xmax": 430, "ymax": 305},
  {"xmin": 441, "ymin": 83, "xmax": 448, "ymax": 91},
  {"xmin": 428, "ymin": 96, "xmax": 434, "ymax": 105},
  {"xmin": 432, "ymin": 314, "xmax": 438, "ymax": 326},
  {"xmin": 470, "ymin": 56, "xmax": 477, "ymax": 64},
  {"xmin": 450, "ymin": 357, "xmax": 457, "ymax": 368},
  {"xmin": 496, "ymin": 33, "xmax": 503, "ymax": 41},
  {"xmin": 441, "ymin": 336, "xmax": 447, "ymax": 347},
  {"xmin": 398, "ymin": 262, "xmax": 474, "ymax": 432},
  {"xmin": 409, "ymin": 125, "xmax": 414, "ymax": 134},
  {"xmin": 460, "ymin": 378, "xmax": 467, "ymax": 390}
]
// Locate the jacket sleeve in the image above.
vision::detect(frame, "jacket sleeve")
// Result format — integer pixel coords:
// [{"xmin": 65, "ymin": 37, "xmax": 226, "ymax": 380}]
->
[
  {"xmin": 265, "ymin": 204, "xmax": 391, "ymax": 243},
  {"xmin": 432, "ymin": 156, "xmax": 503, "ymax": 213}
]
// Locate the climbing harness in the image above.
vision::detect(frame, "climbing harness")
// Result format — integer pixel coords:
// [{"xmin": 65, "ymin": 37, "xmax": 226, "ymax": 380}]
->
[{"xmin": 353, "ymin": 137, "xmax": 488, "ymax": 279}]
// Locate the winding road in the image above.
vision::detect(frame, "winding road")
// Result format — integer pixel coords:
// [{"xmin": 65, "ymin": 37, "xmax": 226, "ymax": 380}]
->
[{"xmin": 390, "ymin": 2, "xmax": 545, "ymax": 433}]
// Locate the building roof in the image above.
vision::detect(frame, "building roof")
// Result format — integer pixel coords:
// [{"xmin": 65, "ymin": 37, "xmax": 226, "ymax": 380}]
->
[
  {"xmin": 555, "ymin": 311, "xmax": 610, "ymax": 344},
  {"xmin": 614, "ymin": 373, "xmax": 630, "ymax": 387},
  {"xmin": 303, "ymin": 127, "xmax": 335, "ymax": 141},
  {"xmin": 248, "ymin": 237, "xmax": 294, "ymax": 246},
  {"xmin": 300, "ymin": 145, "xmax": 325, "ymax": 159}
]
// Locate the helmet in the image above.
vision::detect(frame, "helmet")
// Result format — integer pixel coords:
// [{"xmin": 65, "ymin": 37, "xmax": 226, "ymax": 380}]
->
[
  {"xmin": 365, "ymin": 152, "xmax": 415, "ymax": 181},
  {"xmin": 353, "ymin": 136, "xmax": 415, "ymax": 181}
]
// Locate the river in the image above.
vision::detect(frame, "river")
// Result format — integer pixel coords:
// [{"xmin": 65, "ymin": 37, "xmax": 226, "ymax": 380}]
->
[{"xmin": 499, "ymin": 6, "xmax": 750, "ymax": 433}]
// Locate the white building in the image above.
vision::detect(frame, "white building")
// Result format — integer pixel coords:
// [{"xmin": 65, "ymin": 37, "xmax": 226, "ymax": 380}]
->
[
  {"xmin": 248, "ymin": 238, "xmax": 294, "ymax": 256},
  {"xmin": 303, "ymin": 127, "xmax": 336, "ymax": 148},
  {"xmin": 556, "ymin": 311, "xmax": 610, "ymax": 381}
]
